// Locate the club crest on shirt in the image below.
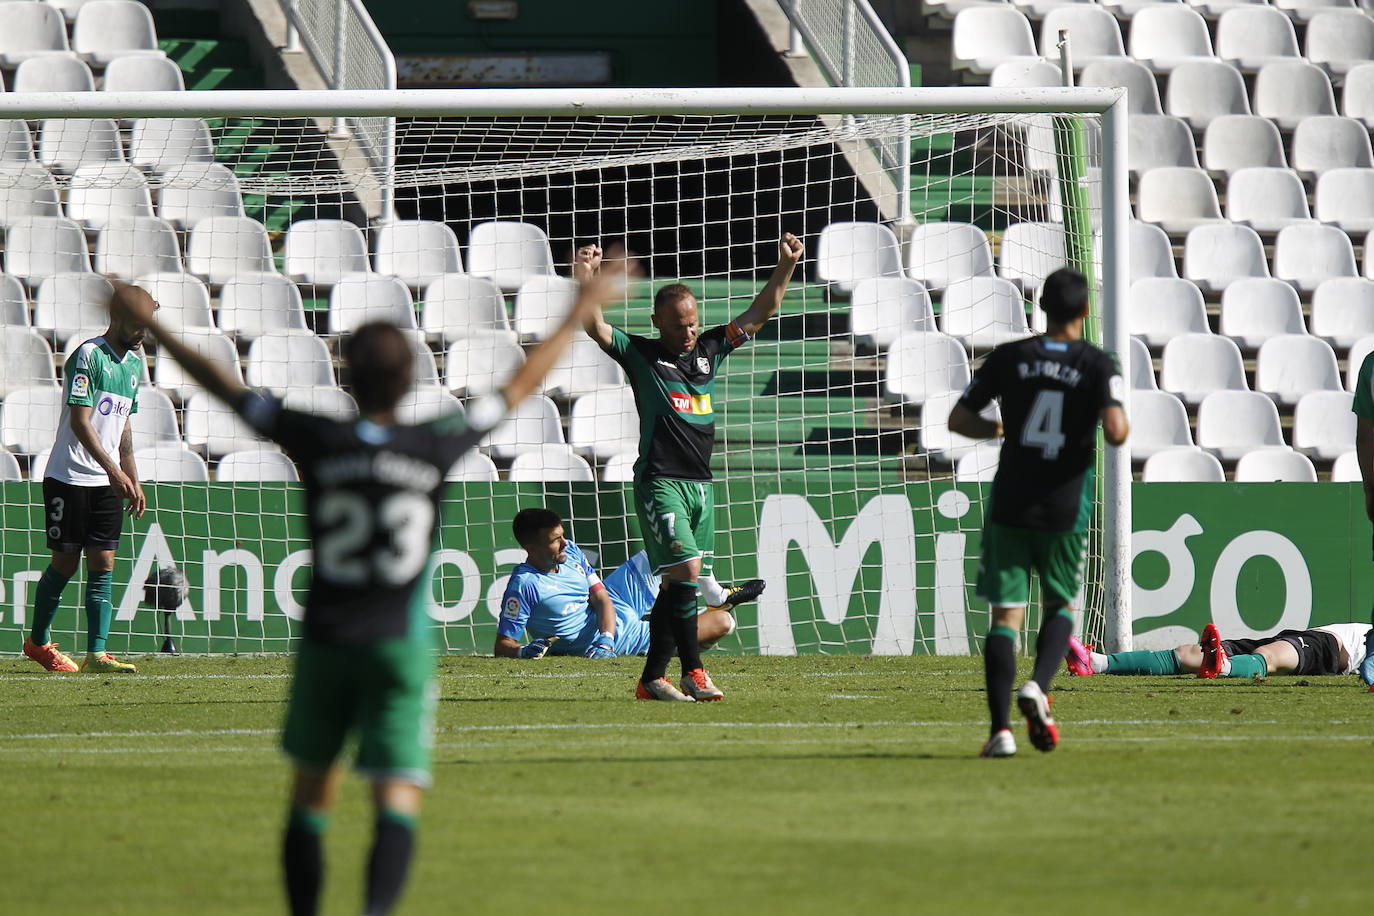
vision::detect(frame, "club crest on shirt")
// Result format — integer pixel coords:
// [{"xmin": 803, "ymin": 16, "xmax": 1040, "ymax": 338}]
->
[{"xmin": 696, "ymin": 357, "xmax": 710, "ymax": 375}]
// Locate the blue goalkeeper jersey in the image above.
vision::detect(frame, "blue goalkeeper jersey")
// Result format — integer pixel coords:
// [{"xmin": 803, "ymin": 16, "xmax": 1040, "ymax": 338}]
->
[{"xmin": 498, "ymin": 541, "xmax": 605, "ymax": 654}]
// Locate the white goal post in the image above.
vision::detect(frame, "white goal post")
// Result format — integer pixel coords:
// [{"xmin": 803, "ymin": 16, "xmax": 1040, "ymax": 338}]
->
[{"xmin": 0, "ymin": 87, "xmax": 1131, "ymax": 656}]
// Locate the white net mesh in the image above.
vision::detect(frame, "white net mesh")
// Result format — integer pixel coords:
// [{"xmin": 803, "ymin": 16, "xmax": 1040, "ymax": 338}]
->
[{"xmin": 0, "ymin": 105, "xmax": 1109, "ymax": 656}]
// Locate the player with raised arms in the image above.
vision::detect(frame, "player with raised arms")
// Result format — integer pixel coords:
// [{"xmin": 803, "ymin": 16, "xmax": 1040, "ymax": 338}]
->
[
  {"xmin": 23, "ymin": 283, "xmax": 154, "ymax": 675},
  {"xmin": 579, "ymin": 233, "xmax": 803, "ymax": 701},
  {"xmin": 112, "ymin": 266, "xmax": 627, "ymax": 916},
  {"xmin": 494, "ymin": 507, "xmax": 761, "ymax": 660},
  {"xmin": 949, "ymin": 267, "xmax": 1130, "ymax": 757}
]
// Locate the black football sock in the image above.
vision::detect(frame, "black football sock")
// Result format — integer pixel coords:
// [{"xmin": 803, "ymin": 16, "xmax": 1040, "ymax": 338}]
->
[
  {"xmin": 984, "ymin": 625, "xmax": 1017, "ymax": 734},
  {"xmin": 665, "ymin": 579, "xmax": 702, "ymax": 675},
  {"xmin": 640, "ymin": 588, "xmax": 677, "ymax": 683},
  {"xmin": 364, "ymin": 810, "xmax": 416, "ymax": 916},
  {"xmin": 1032, "ymin": 609, "xmax": 1075, "ymax": 692},
  {"xmin": 283, "ymin": 807, "xmax": 327, "ymax": 916}
]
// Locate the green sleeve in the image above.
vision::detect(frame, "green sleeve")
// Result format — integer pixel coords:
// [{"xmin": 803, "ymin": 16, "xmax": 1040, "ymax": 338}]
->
[
  {"xmin": 608, "ymin": 326, "xmax": 632, "ymax": 358},
  {"xmin": 1354, "ymin": 352, "xmax": 1374, "ymax": 418},
  {"xmin": 65, "ymin": 352, "xmax": 97, "ymax": 408}
]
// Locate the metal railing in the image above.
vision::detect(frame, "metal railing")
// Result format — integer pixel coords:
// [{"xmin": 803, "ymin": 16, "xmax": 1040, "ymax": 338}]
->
[
  {"xmin": 779, "ymin": 0, "xmax": 912, "ymax": 222},
  {"xmin": 281, "ymin": 0, "xmax": 397, "ymax": 219}
]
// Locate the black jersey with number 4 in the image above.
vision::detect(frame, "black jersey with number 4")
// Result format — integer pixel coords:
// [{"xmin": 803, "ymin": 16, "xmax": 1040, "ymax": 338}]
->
[
  {"xmin": 957, "ymin": 337, "xmax": 1123, "ymax": 532},
  {"xmin": 241, "ymin": 393, "xmax": 501, "ymax": 645}
]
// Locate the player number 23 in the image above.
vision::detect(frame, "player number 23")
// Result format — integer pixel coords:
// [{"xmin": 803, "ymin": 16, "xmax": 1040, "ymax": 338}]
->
[
  {"xmin": 316, "ymin": 490, "xmax": 434, "ymax": 586},
  {"xmin": 1021, "ymin": 390, "xmax": 1066, "ymax": 460}
]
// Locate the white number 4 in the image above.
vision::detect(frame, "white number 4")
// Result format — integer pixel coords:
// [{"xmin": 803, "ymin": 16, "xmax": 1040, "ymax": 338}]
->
[{"xmin": 1022, "ymin": 390, "xmax": 1066, "ymax": 459}]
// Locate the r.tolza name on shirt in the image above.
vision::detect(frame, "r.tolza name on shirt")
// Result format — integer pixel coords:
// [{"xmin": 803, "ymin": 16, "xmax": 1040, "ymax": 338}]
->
[{"xmin": 1017, "ymin": 360, "xmax": 1083, "ymax": 387}]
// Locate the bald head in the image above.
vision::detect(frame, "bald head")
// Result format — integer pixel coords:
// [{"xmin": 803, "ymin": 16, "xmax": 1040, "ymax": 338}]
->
[
  {"xmin": 651, "ymin": 283, "xmax": 700, "ymax": 355},
  {"xmin": 108, "ymin": 282, "xmax": 158, "ymax": 351}
]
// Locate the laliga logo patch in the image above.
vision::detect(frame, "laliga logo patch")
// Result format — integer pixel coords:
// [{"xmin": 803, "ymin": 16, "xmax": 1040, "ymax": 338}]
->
[
  {"xmin": 696, "ymin": 357, "xmax": 709, "ymax": 375},
  {"xmin": 71, "ymin": 374, "xmax": 89, "ymax": 398},
  {"xmin": 502, "ymin": 596, "xmax": 520, "ymax": 619}
]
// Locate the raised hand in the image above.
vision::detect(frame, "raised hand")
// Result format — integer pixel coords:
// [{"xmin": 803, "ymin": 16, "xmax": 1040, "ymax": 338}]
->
[
  {"xmin": 778, "ymin": 232, "xmax": 804, "ymax": 266},
  {"xmin": 572, "ymin": 243, "xmax": 603, "ymax": 282}
]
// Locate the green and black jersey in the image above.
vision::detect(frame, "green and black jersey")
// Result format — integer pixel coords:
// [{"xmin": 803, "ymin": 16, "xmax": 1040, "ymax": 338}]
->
[{"xmin": 604, "ymin": 322, "xmax": 748, "ymax": 481}]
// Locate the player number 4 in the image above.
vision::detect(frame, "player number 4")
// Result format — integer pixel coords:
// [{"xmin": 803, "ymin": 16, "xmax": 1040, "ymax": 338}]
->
[{"xmin": 1021, "ymin": 390, "xmax": 1066, "ymax": 460}]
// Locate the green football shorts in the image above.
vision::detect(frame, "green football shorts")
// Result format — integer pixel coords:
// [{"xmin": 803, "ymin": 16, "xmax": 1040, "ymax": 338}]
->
[
  {"xmin": 633, "ymin": 477, "xmax": 716, "ymax": 575},
  {"xmin": 281, "ymin": 636, "xmax": 438, "ymax": 788},
  {"xmin": 975, "ymin": 522, "xmax": 1086, "ymax": 608}
]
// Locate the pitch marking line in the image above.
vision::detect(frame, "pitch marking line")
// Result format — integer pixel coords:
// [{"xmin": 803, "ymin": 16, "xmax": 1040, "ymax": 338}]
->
[{"xmin": 0, "ymin": 669, "xmax": 906, "ymax": 683}]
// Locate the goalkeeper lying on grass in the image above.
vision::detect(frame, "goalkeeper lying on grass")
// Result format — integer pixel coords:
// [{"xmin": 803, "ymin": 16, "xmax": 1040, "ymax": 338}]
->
[
  {"xmin": 493, "ymin": 507, "xmax": 763, "ymax": 659},
  {"xmin": 1065, "ymin": 623, "xmax": 1372, "ymax": 682}
]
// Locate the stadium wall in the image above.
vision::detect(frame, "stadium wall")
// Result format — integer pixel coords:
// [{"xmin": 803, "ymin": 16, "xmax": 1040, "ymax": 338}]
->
[{"xmin": 1, "ymin": 481, "xmax": 1366, "ymax": 655}]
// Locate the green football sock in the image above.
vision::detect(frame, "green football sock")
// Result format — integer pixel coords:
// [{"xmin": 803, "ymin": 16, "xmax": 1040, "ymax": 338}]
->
[
  {"xmin": 1225, "ymin": 653, "xmax": 1267, "ymax": 678},
  {"xmin": 85, "ymin": 569, "xmax": 114, "ymax": 655},
  {"xmin": 29, "ymin": 565, "xmax": 72, "ymax": 645},
  {"xmin": 1106, "ymin": 649, "xmax": 1181, "ymax": 676}
]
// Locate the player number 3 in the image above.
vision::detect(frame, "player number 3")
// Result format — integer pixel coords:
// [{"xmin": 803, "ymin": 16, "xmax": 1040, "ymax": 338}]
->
[{"xmin": 316, "ymin": 490, "xmax": 434, "ymax": 586}]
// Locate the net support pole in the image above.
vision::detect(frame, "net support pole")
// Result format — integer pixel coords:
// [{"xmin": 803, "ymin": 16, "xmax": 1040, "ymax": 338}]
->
[{"xmin": 1101, "ymin": 96, "xmax": 1132, "ymax": 653}]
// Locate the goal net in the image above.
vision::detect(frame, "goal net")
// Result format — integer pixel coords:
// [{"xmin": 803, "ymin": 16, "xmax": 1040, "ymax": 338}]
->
[{"xmin": 0, "ymin": 89, "xmax": 1127, "ymax": 657}]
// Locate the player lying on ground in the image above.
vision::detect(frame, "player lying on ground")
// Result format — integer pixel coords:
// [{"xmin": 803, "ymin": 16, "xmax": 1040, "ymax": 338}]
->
[
  {"xmin": 113, "ymin": 267, "xmax": 627, "ymax": 916},
  {"xmin": 1065, "ymin": 622, "xmax": 1372, "ymax": 680},
  {"xmin": 24, "ymin": 283, "xmax": 154, "ymax": 674},
  {"xmin": 493, "ymin": 507, "xmax": 764, "ymax": 659},
  {"xmin": 580, "ymin": 233, "xmax": 803, "ymax": 701}
]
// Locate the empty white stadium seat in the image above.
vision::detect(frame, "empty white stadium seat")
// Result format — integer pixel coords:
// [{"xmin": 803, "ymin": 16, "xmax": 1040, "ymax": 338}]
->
[
  {"xmin": 600, "ymin": 452, "xmax": 636, "ymax": 483},
  {"xmin": 1166, "ymin": 60, "xmax": 1251, "ymax": 130},
  {"xmin": 1137, "ymin": 167, "xmax": 1224, "ymax": 234},
  {"xmin": 420, "ymin": 274, "xmax": 510, "ymax": 344},
  {"xmin": 1314, "ymin": 168, "xmax": 1374, "ymax": 232},
  {"xmin": 568, "ymin": 387, "xmax": 639, "ymax": 460},
  {"xmin": 0, "ymin": 449, "xmax": 21, "ymax": 481},
  {"xmin": 884, "ymin": 331, "xmax": 973, "ymax": 404},
  {"xmin": 216, "ymin": 273, "xmax": 308, "ymax": 340},
  {"xmin": 0, "ymin": 386, "xmax": 61, "ymax": 454},
  {"xmin": 849, "ymin": 277, "xmax": 937, "ymax": 349},
  {"xmin": 101, "ymin": 54, "xmax": 184, "ymax": 92},
  {"xmin": 72, "ymin": 1, "xmax": 164, "ymax": 66},
  {"xmin": 129, "ymin": 386, "xmax": 180, "ymax": 446},
  {"xmin": 445, "ymin": 331, "xmax": 524, "ymax": 397},
  {"xmin": 374, "ymin": 220, "xmax": 463, "ymax": 289},
  {"xmin": 920, "ymin": 388, "xmax": 998, "ymax": 464},
  {"xmin": 508, "ymin": 444, "xmax": 595, "ymax": 482},
  {"xmin": 1129, "ymin": 335, "xmax": 1158, "ymax": 390},
  {"xmin": 1081, "ymin": 59, "xmax": 1163, "ymax": 114},
  {"xmin": 1234, "ymin": 447, "xmax": 1317, "ymax": 481},
  {"xmin": 6, "ymin": 216, "xmax": 91, "ymax": 284},
  {"xmin": 153, "ymin": 328, "xmax": 242, "ymax": 401},
  {"xmin": 394, "ymin": 387, "xmax": 461, "ymax": 424},
  {"xmin": 0, "ymin": 3, "xmax": 72, "ymax": 66},
  {"xmin": 326, "ymin": 273, "xmax": 416, "ymax": 334},
  {"xmin": 281, "ymin": 386, "xmax": 357, "ymax": 421},
  {"xmin": 1130, "ymin": 6, "xmax": 1216, "ymax": 73},
  {"xmin": 905, "ymin": 221, "xmax": 994, "ymax": 290},
  {"xmin": 1271, "ymin": 224, "xmax": 1357, "ymax": 293},
  {"xmin": 95, "ymin": 216, "xmax": 181, "ymax": 280},
  {"xmin": 128, "ymin": 118, "xmax": 215, "ymax": 174},
  {"xmin": 939, "ymin": 277, "xmax": 1030, "ymax": 349},
  {"xmin": 815, "ymin": 221, "xmax": 903, "ymax": 294},
  {"xmin": 181, "ymin": 393, "xmax": 266, "ymax": 457},
  {"xmin": 245, "ymin": 331, "xmax": 334, "ymax": 394},
  {"xmin": 1346, "ymin": 335, "xmax": 1374, "ymax": 390},
  {"xmin": 401, "ymin": 329, "xmax": 441, "ymax": 390},
  {"xmin": 1226, "ymin": 168, "xmax": 1312, "ymax": 232},
  {"xmin": 133, "ymin": 445, "xmax": 209, "ymax": 482},
  {"xmin": 0, "ymin": 121, "xmax": 36, "ymax": 164},
  {"xmin": 541, "ymin": 334, "xmax": 624, "ymax": 400},
  {"xmin": 1292, "ymin": 389, "xmax": 1356, "ymax": 459},
  {"xmin": 1255, "ymin": 334, "xmax": 1342, "ymax": 403},
  {"xmin": 1129, "ymin": 115, "xmax": 1201, "ymax": 175},
  {"xmin": 1038, "ymin": 6, "xmax": 1125, "ymax": 66},
  {"xmin": 28, "ymin": 447, "xmax": 50, "ymax": 481},
  {"xmin": 0, "ymin": 162, "xmax": 61, "ymax": 229},
  {"xmin": 13, "ymin": 55, "xmax": 93, "ymax": 93},
  {"xmin": 132, "ymin": 272, "xmax": 214, "ymax": 331},
  {"xmin": 1182, "ymin": 222, "xmax": 1269, "ymax": 294},
  {"xmin": 1130, "ymin": 390, "xmax": 1196, "ymax": 458},
  {"xmin": 1306, "ymin": 10, "xmax": 1374, "ymax": 77},
  {"xmin": 989, "ymin": 59, "xmax": 1062, "ymax": 88},
  {"xmin": 954, "ymin": 442, "xmax": 1001, "ymax": 483},
  {"xmin": 1274, "ymin": 0, "xmax": 1357, "ymax": 22},
  {"xmin": 1215, "ymin": 6, "xmax": 1300, "ymax": 71},
  {"xmin": 0, "ymin": 273, "xmax": 28, "ymax": 327},
  {"xmin": 1331, "ymin": 450, "xmax": 1361, "ymax": 481},
  {"xmin": 446, "ymin": 449, "xmax": 500, "ymax": 482},
  {"xmin": 1129, "ymin": 278, "xmax": 1210, "ymax": 347},
  {"xmin": 512, "ymin": 274, "xmax": 578, "ymax": 340},
  {"xmin": 1161, "ymin": 332, "xmax": 1248, "ymax": 402},
  {"xmin": 1310, "ymin": 277, "xmax": 1374, "ymax": 346},
  {"xmin": 1341, "ymin": 63, "xmax": 1374, "ymax": 127},
  {"xmin": 998, "ymin": 221, "xmax": 1065, "ymax": 293},
  {"xmin": 33, "ymin": 272, "xmax": 111, "ymax": 344},
  {"xmin": 1219, "ymin": 278, "xmax": 1306, "ymax": 348},
  {"xmin": 1143, "ymin": 446, "xmax": 1226, "ymax": 482},
  {"xmin": 1129, "ymin": 220, "xmax": 1178, "ymax": 280},
  {"xmin": 464, "ymin": 220, "xmax": 556, "ymax": 293},
  {"xmin": 1252, "ymin": 60, "xmax": 1337, "ymax": 130},
  {"xmin": 951, "ymin": 7, "xmax": 1038, "ymax": 74},
  {"xmin": 66, "ymin": 163, "xmax": 153, "ymax": 231},
  {"xmin": 1290, "ymin": 116, "xmax": 1374, "ymax": 180},
  {"xmin": 38, "ymin": 118, "xmax": 124, "ymax": 174},
  {"xmin": 157, "ymin": 163, "xmax": 244, "ymax": 231},
  {"xmin": 481, "ymin": 394, "xmax": 564, "ymax": 459},
  {"xmin": 1196, "ymin": 389, "xmax": 1285, "ymax": 459},
  {"xmin": 216, "ymin": 449, "xmax": 299, "ymax": 482},
  {"xmin": 186, "ymin": 216, "xmax": 276, "ymax": 286},
  {"xmin": 1202, "ymin": 115, "xmax": 1287, "ymax": 178},
  {"xmin": 284, "ymin": 219, "xmax": 370, "ymax": 286}
]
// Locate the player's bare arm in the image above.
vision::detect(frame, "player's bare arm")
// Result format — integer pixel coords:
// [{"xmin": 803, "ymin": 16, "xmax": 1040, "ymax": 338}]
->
[
  {"xmin": 733, "ymin": 232, "xmax": 804, "ymax": 336},
  {"xmin": 69, "ymin": 404, "xmax": 136, "ymax": 501},
  {"xmin": 590, "ymin": 584, "xmax": 616, "ymax": 640},
  {"xmin": 1358, "ymin": 416, "xmax": 1374, "ymax": 522},
  {"xmin": 118, "ymin": 422, "xmax": 145, "ymax": 519},
  {"xmin": 492, "ymin": 634, "xmax": 523, "ymax": 659},
  {"xmin": 1101, "ymin": 404, "xmax": 1129, "ymax": 447},
  {"xmin": 573, "ymin": 243, "xmax": 616, "ymax": 349},
  {"xmin": 506, "ymin": 257, "xmax": 627, "ymax": 407},
  {"xmin": 947, "ymin": 402, "xmax": 1004, "ymax": 440}
]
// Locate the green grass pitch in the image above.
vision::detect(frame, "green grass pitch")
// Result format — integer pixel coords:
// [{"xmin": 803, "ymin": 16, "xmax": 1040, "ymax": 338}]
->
[{"xmin": 1, "ymin": 654, "xmax": 1369, "ymax": 915}]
